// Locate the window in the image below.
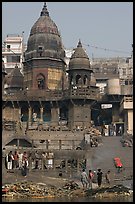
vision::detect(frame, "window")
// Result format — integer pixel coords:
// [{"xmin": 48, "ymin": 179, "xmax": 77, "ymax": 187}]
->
[
  {"xmin": 129, "ymin": 80, "xmax": 133, "ymax": 85},
  {"xmin": 125, "ymin": 80, "xmax": 128, "ymax": 85},
  {"xmin": 37, "ymin": 74, "xmax": 45, "ymax": 90},
  {"xmin": 7, "ymin": 55, "xmax": 20, "ymax": 63},
  {"xmin": 123, "ymin": 69, "xmax": 126, "ymax": 76},
  {"xmin": 7, "ymin": 45, "xmax": 10, "ymax": 49},
  {"xmin": 38, "ymin": 46, "xmax": 43, "ymax": 51},
  {"xmin": 83, "ymin": 75, "xmax": 88, "ymax": 85},
  {"xmin": 120, "ymin": 80, "xmax": 125, "ymax": 85},
  {"xmin": 76, "ymin": 75, "xmax": 81, "ymax": 85}
]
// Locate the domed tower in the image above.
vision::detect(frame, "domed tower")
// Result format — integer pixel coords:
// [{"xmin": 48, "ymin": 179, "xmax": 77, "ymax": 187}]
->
[
  {"xmin": 23, "ymin": 2, "xmax": 66, "ymax": 91},
  {"xmin": 5, "ymin": 64, "xmax": 24, "ymax": 94},
  {"xmin": 67, "ymin": 40, "xmax": 99, "ymax": 130},
  {"xmin": 68, "ymin": 40, "xmax": 96, "ymax": 88}
]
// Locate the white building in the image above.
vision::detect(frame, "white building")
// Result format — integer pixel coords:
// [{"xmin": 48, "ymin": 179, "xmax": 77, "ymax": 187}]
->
[
  {"xmin": 2, "ymin": 34, "xmax": 25, "ymax": 74},
  {"xmin": 64, "ymin": 49, "xmax": 75, "ymax": 69}
]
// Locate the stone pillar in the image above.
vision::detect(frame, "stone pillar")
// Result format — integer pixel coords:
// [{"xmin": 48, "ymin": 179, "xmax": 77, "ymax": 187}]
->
[
  {"xmin": 31, "ymin": 140, "xmax": 34, "ymax": 150},
  {"xmin": 72, "ymin": 140, "xmax": 75, "ymax": 150},
  {"xmin": 28, "ymin": 107, "xmax": 32, "ymax": 123},
  {"xmin": 51, "ymin": 106, "xmax": 59, "ymax": 127},
  {"xmin": 18, "ymin": 108, "xmax": 21, "ymax": 121},
  {"xmin": 68, "ymin": 103, "xmax": 91, "ymax": 130},
  {"xmin": 41, "ymin": 158, "xmax": 44, "ymax": 170},
  {"xmin": 77, "ymin": 158, "xmax": 80, "ymax": 173},
  {"xmin": 59, "ymin": 140, "xmax": 62, "ymax": 150},
  {"xmin": 65, "ymin": 159, "xmax": 68, "ymax": 173},
  {"xmin": 40, "ymin": 107, "xmax": 43, "ymax": 122},
  {"xmin": 112, "ymin": 104, "xmax": 120, "ymax": 122},
  {"xmin": 17, "ymin": 139, "xmax": 19, "ymax": 150},
  {"xmin": 53, "ymin": 158, "xmax": 55, "ymax": 170},
  {"xmin": 46, "ymin": 140, "xmax": 49, "ymax": 150}
]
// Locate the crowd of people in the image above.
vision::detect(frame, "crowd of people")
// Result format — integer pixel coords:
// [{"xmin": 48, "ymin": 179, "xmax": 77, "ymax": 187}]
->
[
  {"xmin": 3, "ymin": 150, "xmax": 55, "ymax": 177},
  {"xmin": 5, "ymin": 150, "xmax": 29, "ymax": 177},
  {"xmin": 81, "ymin": 168, "xmax": 111, "ymax": 189},
  {"xmin": 3, "ymin": 149, "xmax": 120, "ymax": 190}
]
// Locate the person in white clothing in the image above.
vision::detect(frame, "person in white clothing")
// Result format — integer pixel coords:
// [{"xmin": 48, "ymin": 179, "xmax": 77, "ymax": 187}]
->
[
  {"xmin": 81, "ymin": 169, "xmax": 88, "ymax": 189},
  {"xmin": 6, "ymin": 151, "xmax": 14, "ymax": 171},
  {"xmin": 18, "ymin": 152, "xmax": 23, "ymax": 169}
]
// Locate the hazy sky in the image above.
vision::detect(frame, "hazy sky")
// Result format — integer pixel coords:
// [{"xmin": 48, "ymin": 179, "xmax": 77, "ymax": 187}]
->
[{"xmin": 2, "ymin": 2, "xmax": 133, "ymax": 58}]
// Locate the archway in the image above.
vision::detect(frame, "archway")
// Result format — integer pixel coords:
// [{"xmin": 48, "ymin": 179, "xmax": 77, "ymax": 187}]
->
[{"xmin": 36, "ymin": 73, "xmax": 45, "ymax": 90}]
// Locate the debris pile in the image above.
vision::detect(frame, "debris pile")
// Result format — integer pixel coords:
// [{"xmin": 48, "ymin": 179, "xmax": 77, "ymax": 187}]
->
[
  {"xmin": 86, "ymin": 184, "xmax": 133, "ymax": 198},
  {"xmin": 120, "ymin": 134, "xmax": 133, "ymax": 147},
  {"xmin": 2, "ymin": 182, "xmax": 56, "ymax": 198},
  {"xmin": 63, "ymin": 180, "xmax": 80, "ymax": 190},
  {"xmin": 85, "ymin": 128, "xmax": 102, "ymax": 148},
  {"xmin": 2, "ymin": 181, "xmax": 80, "ymax": 198},
  {"xmin": 2, "ymin": 182, "xmax": 132, "ymax": 199},
  {"xmin": 86, "ymin": 127, "xmax": 102, "ymax": 137}
]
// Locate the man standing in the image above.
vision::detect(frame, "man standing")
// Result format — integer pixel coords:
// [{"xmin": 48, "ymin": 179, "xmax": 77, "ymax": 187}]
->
[
  {"xmin": 97, "ymin": 169, "xmax": 103, "ymax": 187},
  {"xmin": 81, "ymin": 169, "xmax": 88, "ymax": 189},
  {"xmin": 6, "ymin": 151, "xmax": 14, "ymax": 172},
  {"xmin": 18, "ymin": 151, "xmax": 23, "ymax": 169},
  {"xmin": 22, "ymin": 157, "xmax": 29, "ymax": 177},
  {"xmin": 105, "ymin": 170, "xmax": 111, "ymax": 184}
]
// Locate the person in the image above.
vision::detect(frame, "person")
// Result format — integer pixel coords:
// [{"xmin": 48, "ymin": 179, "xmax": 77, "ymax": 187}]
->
[
  {"xmin": 6, "ymin": 151, "xmax": 14, "ymax": 171},
  {"xmin": 13, "ymin": 150, "xmax": 19, "ymax": 169},
  {"xmin": 81, "ymin": 169, "xmax": 88, "ymax": 189},
  {"xmin": 22, "ymin": 157, "xmax": 29, "ymax": 177},
  {"xmin": 88, "ymin": 169, "xmax": 94, "ymax": 189},
  {"xmin": 105, "ymin": 170, "xmax": 111, "ymax": 184},
  {"xmin": 2, "ymin": 148, "xmax": 7, "ymax": 169},
  {"xmin": 22, "ymin": 151, "xmax": 28, "ymax": 161},
  {"xmin": 97, "ymin": 168, "xmax": 103, "ymax": 187},
  {"xmin": 35, "ymin": 151, "xmax": 40, "ymax": 169},
  {"xmin": 42, "ymin": 152, "xmax": 48, "ymax": 169},
  {"xmin": 18, "ymin": 151, "xmax": 23, "ymax": 169},
  {"xmin": 118, "ymin": 126, "xmax": 122, "ymax": 136},
  {"xmin": 117, "ymin": 163, "xmax": 123, "ymax": 173}
]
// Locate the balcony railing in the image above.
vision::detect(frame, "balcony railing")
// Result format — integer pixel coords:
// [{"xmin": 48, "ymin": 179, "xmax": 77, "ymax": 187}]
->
[
  {"xmin": 3, "ymin": 87, "xmax": 101, "ymax": 101},
  {"xmin": 64, "ymin": 87, "xmax": 100, "ymax": 100},
  {"xmin": 2, "ymin": 48, "xmax": 22, "ymax": 53}
]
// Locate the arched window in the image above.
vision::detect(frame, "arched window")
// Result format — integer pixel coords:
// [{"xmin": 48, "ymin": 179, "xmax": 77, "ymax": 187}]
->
[
  {"xmin": 70, "ymin": 75, "xmax": 73, "ymax": 86},
  {"xmin": 83, "ymin": 75, "xmax": 88, "ymax": 85},
  {"xmin": 36, "ymin": 74, "xmax": 45, "ymax": 90},
  {"xmin": 76, "ymin": 75, "xmax": 81, "ymax": 85}
]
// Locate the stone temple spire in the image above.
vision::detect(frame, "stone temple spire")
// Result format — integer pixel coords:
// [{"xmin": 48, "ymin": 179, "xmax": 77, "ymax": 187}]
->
[
  {"xmin": 77, "ymin": 39, "xmax": 82, "ymax": 48},
  {"xmin": 40, "ymin": 2, "xmax": 49, "ymax": 17}
]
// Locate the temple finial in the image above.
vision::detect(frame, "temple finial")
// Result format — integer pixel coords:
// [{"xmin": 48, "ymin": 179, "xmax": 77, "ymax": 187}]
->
[
  {"xmin": 40, "ymin": 2, "xmax": 49, "ymax": 16},
  {"xmin": 77, "ymin": 39, "xmax": 82, "ymax": 47}
]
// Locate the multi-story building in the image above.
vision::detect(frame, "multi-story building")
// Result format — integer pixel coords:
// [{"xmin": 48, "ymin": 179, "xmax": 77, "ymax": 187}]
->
[
  {"xmin": 2, "ymin": 34, "xmax": 25, "ymax": 74},
  {"xmin": 2, "ymin": 3, "xmax": 133, "ymax": 149}
]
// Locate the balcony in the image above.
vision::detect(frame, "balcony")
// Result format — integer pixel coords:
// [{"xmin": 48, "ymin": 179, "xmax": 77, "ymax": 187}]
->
[
  {"xmin": 120, "ymin": 96, "xmax": 133, "ymax": 113},
  {"xmin": 2, "ymin": 87, "xmax": 101, "ymax": 102},
  {"xmin": 121, "ymin": 85, "xmax": 133, "ymax": 95},
  {"xmin": 64, "ymin": 87, "xmax": 101, "ymax": 101},
  {"xmin": 2, "ymin": 89, "xmax": 63, "ymax": 101}
]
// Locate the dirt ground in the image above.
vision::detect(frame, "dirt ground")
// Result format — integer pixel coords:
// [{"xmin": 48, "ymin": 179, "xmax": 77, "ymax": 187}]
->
[{"xmin": 2, "ymin": 135, "xmax": 133, "ymax": 189}]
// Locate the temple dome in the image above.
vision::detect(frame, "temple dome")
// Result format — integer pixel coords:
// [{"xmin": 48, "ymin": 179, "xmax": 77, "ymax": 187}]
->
[
  {"xmin": 6, "ymin": 65, "xmax": 24, "ymax": 90},
  {"xmin": 25, "ymin": 3, "xmax": 65, "ymax": 59},
  {"xmin": 69, "ymin": 40, "xmax": 91, "ymax": 70}
]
